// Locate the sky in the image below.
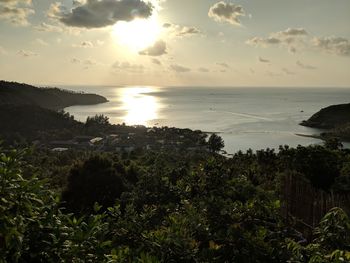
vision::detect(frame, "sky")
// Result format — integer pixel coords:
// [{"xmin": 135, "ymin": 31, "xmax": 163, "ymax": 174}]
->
[{"xmin": 0, "ymin": 0, "xmax": 349, "ymax": 87}]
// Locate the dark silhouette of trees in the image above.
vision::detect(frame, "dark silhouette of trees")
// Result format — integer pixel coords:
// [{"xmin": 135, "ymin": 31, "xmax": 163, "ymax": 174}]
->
[
  {"xmin": 208, "ymin": 133, "xmax": 225, "ymax": 153},
  {"xmin": 62, "ymin": 155, "xmax": 125, "ymax": 213},
  {"xmin": 85, "ymin": 114, "xmax": 111, "ymax": 134}
]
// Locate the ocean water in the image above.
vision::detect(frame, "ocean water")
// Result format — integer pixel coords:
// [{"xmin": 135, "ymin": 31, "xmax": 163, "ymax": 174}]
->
[{"xmin": 63, "ymin": 86, "xmax": 350, "ymax": 153}]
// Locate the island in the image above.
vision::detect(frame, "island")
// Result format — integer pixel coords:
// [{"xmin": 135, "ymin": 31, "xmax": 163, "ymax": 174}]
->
[{"xmin": 300, "ymin": 103, "xmax": 350, "ymax": 142}]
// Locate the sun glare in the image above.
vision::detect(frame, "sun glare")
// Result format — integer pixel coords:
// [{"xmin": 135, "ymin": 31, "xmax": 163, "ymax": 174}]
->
[
  {"xmin": 120, "ymin": 87, "xmax": 160, "ymax": 126},
  {"xmin": 112, "ymin": 16, "xmax": 161, "ymax": 52}
]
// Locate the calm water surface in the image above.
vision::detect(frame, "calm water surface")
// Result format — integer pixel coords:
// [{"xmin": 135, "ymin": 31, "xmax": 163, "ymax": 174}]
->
[{"xmin": 63, "ymin": 86, "xmax": 350, "ymax": 153}]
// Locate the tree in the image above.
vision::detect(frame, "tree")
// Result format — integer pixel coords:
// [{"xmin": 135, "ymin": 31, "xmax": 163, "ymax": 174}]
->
[
  {"xmin": 324, "ymin": 137, "xmax": 343, "ymax": 150},
  {"xmin": 85, "ymin": 114, "xmax": 110, "ymax": 134},
  {"xmin": 207, "ymin": 133, "xmax": 225, "ymax": 153},
  {"xmin": 61, "ymin": 155, "xmax": 125, "ymax": 213}
]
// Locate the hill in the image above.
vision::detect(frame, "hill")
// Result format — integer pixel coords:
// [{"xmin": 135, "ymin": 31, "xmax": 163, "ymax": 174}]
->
[
  {"xmin": 0, "ymin": 80, "xmax": 108, "ymax": 110},
  {"xmin": 300, "ymin": 103, "xmax": 350, "ymax": 129},
  {"xmin": 0, "ymin": 104, "xmax": 83, "ymax": 143}
]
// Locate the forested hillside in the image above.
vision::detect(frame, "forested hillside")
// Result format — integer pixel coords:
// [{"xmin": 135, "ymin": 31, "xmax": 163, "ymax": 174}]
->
[
  {"xmin": 0, "ymin": 80, "xmax": 107, "ymax": 110},
  {"xmin": 1, "ymin": 142, "xmax": 349, "ymax": 262}
]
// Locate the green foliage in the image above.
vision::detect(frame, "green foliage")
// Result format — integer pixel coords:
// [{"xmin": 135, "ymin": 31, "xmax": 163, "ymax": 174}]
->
[
  {"xmin": 1, "ymin": 145, "xmax": 350, "ymax": 262},
  {"xmin": 324, "ymin": 137, "xmax": 343, "ymax": 150},
  {"xmin": 62, "ymin": 155, "xmax": 125, "ymax": 213},
  {"xmin": 278, "ymin": 145, "xmax": 341, "ymax": 190},
  {"xmin": 85, "ymin": 114, "xmax": 111, "ymax": 134},
  {"xmin": 208, "ymin": 133, "xmax": 225, "ymax": 153},
  {"xmin": 286, "ymin": 207, "xmax": 350, "ymax": 263}
]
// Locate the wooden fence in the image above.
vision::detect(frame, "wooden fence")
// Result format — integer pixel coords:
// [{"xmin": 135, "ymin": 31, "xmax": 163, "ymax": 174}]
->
[{"xmin": 281, "ymin": 173, "xmax": 350, "ymax": 229}]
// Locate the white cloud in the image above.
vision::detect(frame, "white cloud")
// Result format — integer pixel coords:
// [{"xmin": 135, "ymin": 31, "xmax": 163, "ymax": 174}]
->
[
  {"xmin": 312, "ymin": 37, "xmax": 350, "ymax": 57},
  {"xmin": 34, "ymin": 38, "xmax": 49, "ymax": 46},
  {"xmin": 170, "ymin": 64, "xmax": 191, "ymax": 73},
  {"xmin": 246, "ymin": 36, "xmax": 281, "ymax": 46},
  {"xmin": 208, "ymin": 1, "xmax": 245, "ymax": 26},
  {"xmin": 34, "ymin": 22, "xmax": 63, "ymax": 32},
  {"xmin": 70, "ymin": 57, "xmax": 101, "ymax": 69},
  {"xmin": 282, "ymin": 68, "xmax": 296, "ymax": 75},
  {"xmin": 247, "ymin": 28, "xmax": 308, "ymax": 48},
  {"xmin": 246, "ymin": 28, "xmax": 309, "ymax": 54},
  {"xmin": 96, "ymin": 40, "xmax": 104, "ymax": 46},
  {"xmin": 72, "ymin": 41, "xmax": 94, "ymax": 48},
  {"xmin": 151, "ymin": 58, "xmax": 162, "ymax": 65},
  {"xmin": 163, "ymin": 23, "xmax": 201, "ymax": 37},
  {"xmin": 139, "ymin": 40, "xmax": 167, "ymax": 56},
  {"xmin": 112, "ymin": 61, "xmax": 144, "ymax": 73},
  {"xmin": 0, "ymin": 0, "xmax": 32, "ymax": 5},
  {"xmin": 0, "ymin": 4, "xmax": 34, "ymax": 26},
  {"xmin": 280, "ymin": 28, "xmax": 308, "ymax": 36},
  {"xmin": 216, "ymin": 62, "xmax": 230, "ymax": 68},
  {"xmin": 52, "ymin": 0, "xmax": 153, "ymax": 28},
  {"xmin": 296, "ymin": 60, "xmax": 317, "ymax": 70},
  {"xmin": 17, "ymin": 49, "xmax": 37, "ymax": 57}
]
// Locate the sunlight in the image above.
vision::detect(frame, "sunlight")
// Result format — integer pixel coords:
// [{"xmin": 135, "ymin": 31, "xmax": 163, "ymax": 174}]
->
[
  {"xmin": 112, "ymin": 16, "xmax": 161, "ymax": 52},
  {"xmin": 120, "ymin": 87, "xmax": 159, "ymax": 126}
]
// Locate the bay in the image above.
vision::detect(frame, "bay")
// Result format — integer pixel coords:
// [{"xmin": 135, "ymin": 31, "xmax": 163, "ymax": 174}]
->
[{"xmin": 63, "ymin": 86, "xmax": 350, "ymax": 153}]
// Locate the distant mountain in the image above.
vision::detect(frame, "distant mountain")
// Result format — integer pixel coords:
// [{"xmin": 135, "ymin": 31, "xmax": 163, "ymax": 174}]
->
[
  {"xmin": 301, "ymin": 103, "xmax": 350, "ymax": 129},
  {"xmin": 0, "ymin": 80, "xmax": 108, "ymax": 110}
]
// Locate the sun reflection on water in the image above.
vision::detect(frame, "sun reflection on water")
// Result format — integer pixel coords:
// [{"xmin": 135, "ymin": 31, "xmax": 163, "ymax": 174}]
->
[{"xmin": 120, "ymin": 87, "xmax": 160, "ymax": 126}]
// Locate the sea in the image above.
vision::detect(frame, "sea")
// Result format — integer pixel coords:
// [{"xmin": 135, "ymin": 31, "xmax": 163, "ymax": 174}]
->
[{"xmin": 62, "ymin": 86, "xmax": 350, "ymax": 154}]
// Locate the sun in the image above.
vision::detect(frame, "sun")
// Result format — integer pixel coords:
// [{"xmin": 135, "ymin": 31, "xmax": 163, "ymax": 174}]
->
[{"xmin": 112, "ymin": 16, "xmax": 161, "ymax": 52}]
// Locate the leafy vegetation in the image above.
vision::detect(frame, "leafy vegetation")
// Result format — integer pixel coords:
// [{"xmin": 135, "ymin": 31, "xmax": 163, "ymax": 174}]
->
[
  {"xmin": 301, "ymin": 103, "xmax": 350, "ymax": 142},
  {"xmin": 1, "ymin": 142, "xmax": 349, "ymax": 262},
  {"xmin": 208, "ymin": 133, "xmax": 225, "ymax": 153}
]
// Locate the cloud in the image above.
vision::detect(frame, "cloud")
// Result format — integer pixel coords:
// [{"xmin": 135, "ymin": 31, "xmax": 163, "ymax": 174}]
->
[
  {"xmin": 34, "ymin": 38, "xmax": 49, "ymax": 46},
  {"xmin": 112, "ymin": 61, "xmax": 144, "ymax": 73},
  {"xmin": 73, "ymin": 41, "xmax": 94, "ymax": 48},
  {"xmin": 208, "ymin": 1, "xmax": 245, "ymax": 26},
  {"xmin": 296, "ymin": 60, "xmax": 317, "ymax": 70},
  {"xmin": 0, "ymin": 0, "xmax": 32, "ymax": 5},
  {"xmin": 198, "ymin": 67, "xmax": 210, "ymax": 73},
  {"xmin": 246, "ymin": 28, "xmax": 350, "ymax": 57},
  {"xmin": 258, "ymin": 57, "xmax": 270, "ymax": 63},
  {"xmin": 280, "ymin": 28, "xmax": 308, "ymax": 36},
  {"xmin": 170, "ymin": 64, "xmax": 191, "ymax": 73},
  {"xmin": 71, "ymin": 57, "xmax": 81, "ymax": 64},
  {"xmin": 266, "ymin": 71, "xmax": 282, "ymax": 77},
  {"xmin": 84, "ymin": 59, "xmax": 98, "ymax": 66},
  {"xmin": 246, "ymin": 36, "xmax": 281, "ymax": 46},
  {"xmin": 53, "ymin": 0, "xmax": 153, "ymax": 28},
  {"xmin": 0, "ymin": 4, "xmax": 34, "ymax": 26},
  {"xmin": 151, "ymin": 58, "xmax": 162, "ymax": 65},
  {"xmin": 282, "ymin": 68, "xmax": 296, "ymax": 75},
  {"xmin": 163, "ymin": 23, "xmax": 201, "ymax": 37},
  {"xmin": 17, "ymin": 50, "xmax": 37, "ymax": 57},
  {"xmin": 216, "ymin": 62, "xmax": 230, "ymax": 68},
  {"xmin": 96, "ymin": 40, "xmax": 104, "ymax": 46},
  {"xmin": 34, "ymin": 22, "xmax": 63, "ymax": 32},
  {"xmin": 246, "ymin": 28, "xmax": 308, "ymax": 49},
  {"xmin": 71, "ymin": 57, "xmax": 101, "ymax": 69},
  {"xmin": 139, "ymin": 40, "xmax": 167, "ymax": 56},
  {"xmin": 312, "ymin": 37, "xmax": 350, "ymax": 56}
]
